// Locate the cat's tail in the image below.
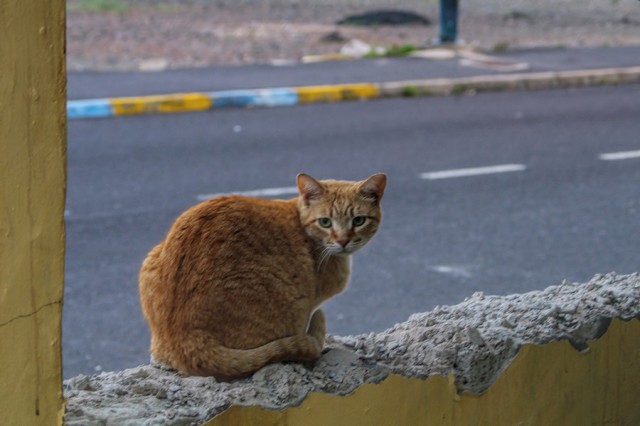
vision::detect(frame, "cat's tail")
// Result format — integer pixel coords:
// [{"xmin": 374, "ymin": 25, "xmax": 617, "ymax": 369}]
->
[{"xmin": 178, "ymin": 310, "xmax": 326, "ymax": 381}]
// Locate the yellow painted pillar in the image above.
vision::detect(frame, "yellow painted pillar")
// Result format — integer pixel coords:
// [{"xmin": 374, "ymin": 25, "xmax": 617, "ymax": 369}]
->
[{"xmin": 0, "ymin": 0, "xmax": 66, "ymax": 424}]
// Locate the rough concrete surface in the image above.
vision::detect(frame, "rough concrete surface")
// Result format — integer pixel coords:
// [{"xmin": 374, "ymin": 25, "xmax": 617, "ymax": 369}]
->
[{"xmin": 64, "ymin": 273, "xmax": 640, "ymax": 425}]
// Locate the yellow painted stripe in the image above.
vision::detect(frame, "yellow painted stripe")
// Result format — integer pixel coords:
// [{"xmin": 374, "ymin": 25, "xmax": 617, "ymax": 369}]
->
[
  {"xmin": 110, "ymin": 93, "xmax": 212, "ymax": 116},
  {"xmin": 296, "ymin": 84, "xmax": 379, "ymax": 104}
]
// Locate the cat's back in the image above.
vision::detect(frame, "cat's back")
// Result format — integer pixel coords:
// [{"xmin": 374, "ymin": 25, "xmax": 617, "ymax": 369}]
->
[
  {"xmin": 169, "ymin": 194, "xmax": 299, "ymax": 238},
  {"xmin": 162, "ymin": 195, "xmax": 312, "ymax": 269}
]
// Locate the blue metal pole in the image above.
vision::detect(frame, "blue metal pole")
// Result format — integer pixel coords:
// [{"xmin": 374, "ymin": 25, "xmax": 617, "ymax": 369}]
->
[{"xmin": 439, "ymin": 0, "xmax": 458, "ymax": 44}]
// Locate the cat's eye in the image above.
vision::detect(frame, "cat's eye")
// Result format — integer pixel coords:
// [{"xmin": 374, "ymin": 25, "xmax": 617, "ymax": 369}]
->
[
  {"xmin": 352, "ymin": 216, "xmax": 366, "ymax": 227},
  {"xmin": 318, "ymin": 217, "xmax": 332, "ymax": 228}
]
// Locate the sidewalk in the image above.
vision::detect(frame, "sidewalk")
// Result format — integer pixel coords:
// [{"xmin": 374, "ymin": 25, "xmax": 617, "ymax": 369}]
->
[{"xmin": 67, "ymin": 45, "xmax": 640, "ymax": 119}]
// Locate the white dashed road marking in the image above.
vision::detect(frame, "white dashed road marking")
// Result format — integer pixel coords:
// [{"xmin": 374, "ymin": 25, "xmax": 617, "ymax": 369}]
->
[
  {"xmin": 599, "ymin": 150, "xmax": 640, "ymax": 161},
  {"xmin": 431, "ymin": 265, "xmax": 473, "ymax": 278},
  {"xmin": 197, "ymin": 186, "xmax": 298, "ymax": 201},
  {"xmin": 195, "ymin": 151, "xmax": 637, "ymax": 203},
  {"xmin": 419, "ymin": 164, "xmax": 527, "ymax": 180}
]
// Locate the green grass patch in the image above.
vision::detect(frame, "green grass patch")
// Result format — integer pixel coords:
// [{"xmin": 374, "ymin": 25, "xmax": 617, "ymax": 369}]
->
[
  {"xmin": 450, "ymin": 84, "xmax": 467, "ymax": 95},
  {"xmin": 385, "ymin": 44, "xmax": 417, "ymax": 57},
  {"xmin": 68, "ymin": 0, "xmax": 129, "ymax": 12},
  {"xmin": 491, "ymin": 41, "xmax": 510, "ymax": 53},
  {"xmin": 68, "ymin": 0, "xmax": 182, "ymax": 12},
  {"xmin": 402, "ymin": 85, "xmax": 418, "ymax": 97},
  {"xmin": 364, "ymin": 44, "xmax": 417, "ymax": 59}
]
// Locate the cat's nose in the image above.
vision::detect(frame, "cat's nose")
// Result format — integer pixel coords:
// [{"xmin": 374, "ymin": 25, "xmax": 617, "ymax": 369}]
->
[{"xmin": 337, "ymin": 239, "xmax": 349, "ymax": 248}]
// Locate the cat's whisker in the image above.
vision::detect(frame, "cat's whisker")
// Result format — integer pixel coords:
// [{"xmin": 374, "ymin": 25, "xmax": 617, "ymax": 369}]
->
[
  {"xmin": 317, "ymin": 247, "xmax": 332, "ymax": 272},
  {"xmin": 313, "ymin": 245, "xmax": 326, "ymax": 254},
  {"xmin": 318, "ymin": 247, "xmax": 331, "ymax": 269},
  {"xmin": 313, "ymin": 245, "xmax": 329, "ymax": 271}
]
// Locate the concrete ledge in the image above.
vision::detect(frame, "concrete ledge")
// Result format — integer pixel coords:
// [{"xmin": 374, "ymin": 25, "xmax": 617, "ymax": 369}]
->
[
  {"xmin": 64, "ymin": 273, "xmax": 640, "ymax": 425},
  {"xmin": 66, "ymin": 66, "xmax": 640, "ymax": 120},
  {"xmin": 209, "ymin": 319, "xmax": 640, "ymax": 425}
]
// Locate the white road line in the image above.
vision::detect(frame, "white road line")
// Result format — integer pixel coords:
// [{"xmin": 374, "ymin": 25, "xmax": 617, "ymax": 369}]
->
[
  {"xmin": 197, "ymin": 186, "xmax": 298, "ymax": 201},
  {"xmin": 419, "ymin": 164, "xmax": 526, "ymax": 180},
  {"xmin": 599, "ymin": 150, "xmax": 640, "ymax": 161},
  {"xmin": 431, "ymin": 265, "xmax": 473, "ymax": 278}
]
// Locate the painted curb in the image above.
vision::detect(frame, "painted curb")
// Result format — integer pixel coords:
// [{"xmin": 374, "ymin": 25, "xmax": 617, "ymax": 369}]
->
[{"xmin": 67, "ymin": 66, "xmax": 640, "ymax": 120}]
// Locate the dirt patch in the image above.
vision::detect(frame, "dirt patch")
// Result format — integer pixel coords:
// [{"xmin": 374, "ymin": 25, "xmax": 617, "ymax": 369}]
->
[
  {"xmin": 65, "ymin": 273, "xmax": 640, "ymax": 425},
  {"xmin": 66, "ymin": 0, "xmax": 640, "ymax": 70}
]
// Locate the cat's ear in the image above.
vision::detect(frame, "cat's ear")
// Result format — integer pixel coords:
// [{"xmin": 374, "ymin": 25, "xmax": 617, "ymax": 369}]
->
[
  {"xmin": 358, "ymin": 173, "xmax": 387, "ymax": 203},
  {"xmin": 297, "ymin": 173, "xmax": 325, "ymax": 206}
]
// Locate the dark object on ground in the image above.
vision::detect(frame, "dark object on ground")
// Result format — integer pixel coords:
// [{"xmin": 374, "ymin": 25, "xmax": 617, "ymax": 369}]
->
[
  {"xmin": 503, "ymin": 10, "xmax": 534, "ymax": 21},
  {"xmin": 337, "ymin": 10, "xmax": 431, "ymax": 27},
  {"xmin": 320, "ymin": 31, "xmax": 349, "ymax": 43}
]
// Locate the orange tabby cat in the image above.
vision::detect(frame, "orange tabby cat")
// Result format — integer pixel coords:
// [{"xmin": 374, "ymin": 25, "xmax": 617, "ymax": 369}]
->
[{"xmin": 139, "ymin": 173, "xmax": 386, "ymax": 380}]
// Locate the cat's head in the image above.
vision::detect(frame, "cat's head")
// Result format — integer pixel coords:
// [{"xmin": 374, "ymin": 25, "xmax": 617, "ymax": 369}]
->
[{"xmin": 296, "ymin": 173, "xmax": 386, "ymax": 256}]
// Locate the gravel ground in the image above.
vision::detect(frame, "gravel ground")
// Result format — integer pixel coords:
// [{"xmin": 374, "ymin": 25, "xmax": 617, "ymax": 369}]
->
[{"xmin": 66, "ymin": 0, "xmax": 640, "ymax": 71}]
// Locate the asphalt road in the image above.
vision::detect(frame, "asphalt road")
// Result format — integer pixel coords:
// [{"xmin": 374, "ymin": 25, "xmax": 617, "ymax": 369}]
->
[
  {"xmin": 65, "ymin": 84, "xmax": 640, "ymax": 378},
  {"xmin": 67, "ymin": 46, "xmax": 640, "ymax": 99}
]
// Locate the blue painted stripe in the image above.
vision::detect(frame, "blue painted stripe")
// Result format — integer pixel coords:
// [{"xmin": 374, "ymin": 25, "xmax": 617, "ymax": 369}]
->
[
  {"xmin": 254, "ymin": 88, "xmax": 299, "ymax": 107},
  {"xmin": 211, "ymin": 88, "xmax": 298, "ymax": 108},
  {"xmin": 67, "ymin": 99, "xmax": 114, "ymax": 119},
  {"xmin": 211, "ymin": 90, "xmax": 257, "ymax": 108}
]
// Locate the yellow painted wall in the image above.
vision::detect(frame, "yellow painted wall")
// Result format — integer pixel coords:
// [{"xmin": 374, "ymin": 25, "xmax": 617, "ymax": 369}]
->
[
  {"xmin": 0, "ymin": 0, "xmax": 66, "ymax": 424},
  {"xmin": 207, "ymin": 319, "xmax": 640, "ymax": 426}
]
